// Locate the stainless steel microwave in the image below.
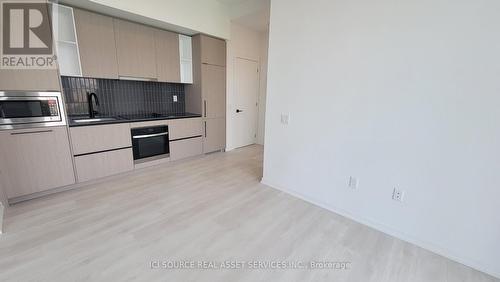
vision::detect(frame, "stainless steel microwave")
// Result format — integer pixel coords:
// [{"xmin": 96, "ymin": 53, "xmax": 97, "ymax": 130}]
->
[{"xmin": 0, "ymin": 91, "xmax": 67, "ymax": 130}]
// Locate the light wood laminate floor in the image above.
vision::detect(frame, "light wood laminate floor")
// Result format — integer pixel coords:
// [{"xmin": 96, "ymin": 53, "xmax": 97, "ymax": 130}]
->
[{"xmin": 0, "ymin": 145, "xmax": 497, "ymax": 282}]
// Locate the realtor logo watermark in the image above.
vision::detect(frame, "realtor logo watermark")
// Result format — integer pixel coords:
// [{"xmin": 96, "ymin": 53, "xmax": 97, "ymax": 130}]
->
[{"xmin": 1, "ymin": 0, "xmax": 56, "ymax": 69}]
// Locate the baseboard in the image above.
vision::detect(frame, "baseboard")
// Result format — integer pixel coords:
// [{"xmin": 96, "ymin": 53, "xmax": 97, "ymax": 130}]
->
[{"xmin": 261, "ymin": 178, "xmax": 500, "ymax": 279}]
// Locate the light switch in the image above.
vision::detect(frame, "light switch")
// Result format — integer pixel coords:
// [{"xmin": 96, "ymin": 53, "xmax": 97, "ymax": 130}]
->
[
  {"xmin": 280, "ymin": 113, "xmax": 289, "ymax": 125},
  {"xmin": 173, "ymin": 95, "xmax": 178, "ymax": 102}
]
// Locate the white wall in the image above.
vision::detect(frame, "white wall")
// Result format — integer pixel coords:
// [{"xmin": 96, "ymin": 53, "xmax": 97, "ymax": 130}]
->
[
  {"xmin": 257, "ymin": 30, "xmax": 269, "ymax": 145},
  {"xmin": 263, "ymin": 0, "xmax": 500, "ymax": 278},
  {"xmin": 63, "ymin": 0, "xmax": 231, "ymax": 39},
  {"xmin": 226, "ymin": 23, "xmax": 267, "ymax": 150}
]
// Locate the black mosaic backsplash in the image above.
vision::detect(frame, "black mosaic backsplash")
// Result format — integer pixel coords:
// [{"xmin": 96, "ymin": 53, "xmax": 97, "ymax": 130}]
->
[{"xmin": 61, "ymin": 76, "xmax": 186, "ymax": 117}]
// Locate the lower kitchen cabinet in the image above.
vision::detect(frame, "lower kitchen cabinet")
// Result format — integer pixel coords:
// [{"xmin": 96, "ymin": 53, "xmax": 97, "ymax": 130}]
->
[
  {"xmin": 203, "ymin": 117, "xmax": 226, "ymax": 153},
  {"xmin": 169, "ymin": 118, "xmax": 202, "ymax": 140},
  {"xmin": 70, "ymin": 123, "xmax": 131, "ymax": 155},
  {"xmin": 0, "ymin": 127, "xmax": 75, "ymax": 199},
  {"xmin": 170, "ymin": 137, "xmax": 203, "ymax": 161},
  {"xmin": 74, "ymin": 148, "xmax": 134, "ymax": 183}
]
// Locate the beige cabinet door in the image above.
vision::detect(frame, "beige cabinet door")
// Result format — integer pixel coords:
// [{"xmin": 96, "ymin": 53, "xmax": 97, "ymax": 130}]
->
[
  {"xmin": 69, "ymin": 123, "xmax": 131, "ymax": 155},
  {"xmin": 155, "ymin": 30, "xmax": 181, "ymax": 83},
  {"xmin": 114, "ymin": 19, "xmax": 157, "ymax": 79},
  {"xmin": 200, "ymin": 35, "xmax": 226, "ymax": 67},
  {"xmin": 202, "ymin": 64, "xmax": 226, "ymax": 118},
  {"xmin": 0, "ymin": 127, "xmax": 75, "ymax": 199},
  {"xmin": 0, "ymin": 69, "xmax": 60, "ymax": 91},
  {"xmin": 203, "ymin": 117, "xmax": 225, "ymax": 153},
  {"xmin": 169, "ymin": 118, "xmax": 202, "ymax": 140},
  {"xmin": 170, "ymin": 137, "xmax": 203, "ymax": 161},
  {"xmin": 0, "ymin": 1, "xmax": 60, "ymax": 91},
  {"xmin": 74, "ymin": 148, "xmax": 133, "ymax": 183},
  {"xmin": 73, "ymin": 9, "xmax": 118, "ymax": 79}
]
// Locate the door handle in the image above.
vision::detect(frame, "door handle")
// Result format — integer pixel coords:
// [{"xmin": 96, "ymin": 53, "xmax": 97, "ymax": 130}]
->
[
  {"xmin": 204, "ymin": 100, "xmax": 207, "ymax": 117},
  {"xmin": 204, "ymin": 121, "xmax": 207, "ymax": 138},
  {"xmin": 236, "ymin": 109, "xmax": 243, "ymax": 113}
]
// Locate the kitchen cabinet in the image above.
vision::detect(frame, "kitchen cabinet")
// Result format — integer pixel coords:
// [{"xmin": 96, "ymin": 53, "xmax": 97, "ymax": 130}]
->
[
  {"xmin": 73, "ymin": 9, "xmax": 118, "ymax": 79},
  {"xmin": 69, "ymin": 123, "xmax": 131, "ymax": 155},
  {"xmin": 0, "ymin": 70, "xmax": 60, "ymax": 91},
  {"xmin": 203, "ymin": 118, "xmax": 226, "ymax": 153},
  {"xmin": 154, "ymin": 29, "xmax": 181, "ymax": 83},
  {"xmin": 170, "ymin": 137, "xmax": 203, "ymax": 161},
  {"xmin": 0, "ymin": 127, "xmax": 75, "ymax": 199},
  {"xmin": 51, "ymin": 4, "xmax": 82, "ymax": 76},
  {"xmin": 200, "ymin": 35, "xmax": 226, "ymax": 67},
  {"xmin": 202, "ymin": 64, "xmax": 226, "ymax": 118},
  {"xmin": 0, "ymin": 2, "xmax": 59, "ymax": 91},
  {"xmin": 186, "ymin": 34, "xmax": 226, "ymax": 153},
  {"xmin": 169, "ymin": 118, "xmax": 202, "ymax": 140},
  {"xmin": 114, "ymin": 19, "xmax": 157, "ymax": 79},
  {"xmin": 74, "ymin": 148, "xmax": 133, "ymax": 182},
  {"xmin": 179, "ymin": 35, "xmax": 193, "ymax": 83},
  {"xmin": 169, "ymin": 118, "xmax": 203, "ymax": 161}
]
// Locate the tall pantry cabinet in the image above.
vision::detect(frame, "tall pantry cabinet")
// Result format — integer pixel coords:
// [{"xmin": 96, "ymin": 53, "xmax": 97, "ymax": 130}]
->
[{"xmin": 186, "ymin": 35, "xmax": 226, "ymax": 153}]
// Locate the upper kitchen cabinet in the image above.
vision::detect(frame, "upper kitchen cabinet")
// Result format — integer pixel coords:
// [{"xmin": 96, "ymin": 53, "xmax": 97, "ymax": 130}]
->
[
  {"xmin": 73, "ymin": 9, "xmax": 119, "ymax": 79},
  {"xmin": 179, "ymin": 35, "xmax": 193, "ymax": 84},
  {"xmin": 200, "ymin": 35, "xmax": 226, "ymax": 67},
  {"xmin": 0, "ymin": 70, "xmax": 60, "ymax": 91},
  {"xmin": 0, "ymin": 2, "xmax": 60, "ymax": 91},
  {"xmin": 114, "ymin": 19, "xmax": 157, "ymax": 80},
  {"xmin": 154, "ymin": 29, "xmax": 181, "ymax": 83},
  {"xmin": 155, "ymin": 31, "xmax": 193, "ymax": 84},
  {"xmin": 51, "ymin": 4, "xmax": 82, "ymax": 77}
]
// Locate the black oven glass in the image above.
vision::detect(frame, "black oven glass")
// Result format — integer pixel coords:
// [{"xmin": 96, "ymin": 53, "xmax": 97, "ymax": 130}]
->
[
  {"xmin": 0, "ymin": 101, "xmax": 50, "ymax": 118},
  {"xmin": 131, "ymin": 126, "xmax": 169, "ymax": 160}
]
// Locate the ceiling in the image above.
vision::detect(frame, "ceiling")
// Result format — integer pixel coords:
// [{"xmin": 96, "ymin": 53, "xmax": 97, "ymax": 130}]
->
[
  {"xmin": 218, "ymin": 0, "xmax": 270, "ymax": 32},
  {"xmin": 232, "ymin": 8, "xmax": 269, "ymax": 32}
]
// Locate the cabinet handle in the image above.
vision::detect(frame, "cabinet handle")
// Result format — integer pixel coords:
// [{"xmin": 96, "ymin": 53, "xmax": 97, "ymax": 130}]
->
[
  {"xmin": 132, "ymin": 132, "xmax": 168, "ymax": 139},
  {"xmin": 204, "ymin": 100, "xmax": 207, "ymax": 117},
  {"xmin": 11, "ymin": 129, "xmax": 53, "ymax": 135},
  {"xmin": 204, "ymin": 121, "xmax": 207, "ymax": 138}
]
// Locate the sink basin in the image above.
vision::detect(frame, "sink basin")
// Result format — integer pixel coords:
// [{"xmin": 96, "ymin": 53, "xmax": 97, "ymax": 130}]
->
[{"xmin": 72, "ymin": 117, "xmax": 118, "ymax": 123}]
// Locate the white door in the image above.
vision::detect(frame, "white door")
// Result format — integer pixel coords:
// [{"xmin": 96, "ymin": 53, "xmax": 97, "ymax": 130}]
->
[{"xmin": 233, "ymin": 58, "xmax": 260, "ymax": 148}]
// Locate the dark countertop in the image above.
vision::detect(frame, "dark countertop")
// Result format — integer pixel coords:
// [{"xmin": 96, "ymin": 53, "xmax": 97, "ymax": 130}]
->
[{"xmin": 68, "ymin": 113, "xmax": 202, "ymax": 127}]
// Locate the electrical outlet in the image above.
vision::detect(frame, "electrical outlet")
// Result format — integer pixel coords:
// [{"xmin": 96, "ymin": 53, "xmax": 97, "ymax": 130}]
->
[
  {"xmin": 348, "ymin": 176, "xmax": 358, "ymax": 189},
  {"xmin": 280, "ymin": 113, "xmax": 289, "ymax": 125},
  {"xmin": 173, "ymin": 95, "xmax": 178, "ymax": 102},
  {"xmin": 392, "ymin": 188, "xmax": 405, "ymax": 202}
]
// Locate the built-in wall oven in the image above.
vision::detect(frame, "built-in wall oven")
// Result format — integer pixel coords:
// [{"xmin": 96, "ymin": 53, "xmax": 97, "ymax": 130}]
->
[
  {"xmin": 131, "ymin": 125, "xmax": 169, "ymax": 162},
  {"xmin": 0, "ymin": 91, "xmax": 66, "ymax": 130}
]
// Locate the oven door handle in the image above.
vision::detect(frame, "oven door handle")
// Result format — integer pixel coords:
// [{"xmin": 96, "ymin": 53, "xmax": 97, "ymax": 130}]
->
[{"xmin": 132, "ymin": 132, "xmax": 168, "ymax": 139}]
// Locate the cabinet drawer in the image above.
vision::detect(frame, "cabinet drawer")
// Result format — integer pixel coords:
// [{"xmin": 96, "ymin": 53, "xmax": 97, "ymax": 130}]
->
[
  {"xmin": 70, "ymin": 123, "xmax": 131, "ymax": 155},
  {"xmin": 170, "ymin": 137, "xmax": 203, "ymax": 161},
  {"xmin": 75, "ymin": 148, "xmax": 133, "ymax": 182},
  {"xmin": 169, "ymin": 118, "xmax": 202, "ymax": 140}
]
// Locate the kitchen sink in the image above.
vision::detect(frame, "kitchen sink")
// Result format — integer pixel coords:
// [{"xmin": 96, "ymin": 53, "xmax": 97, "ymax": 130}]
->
[{"xmin": 72, "ymin": 117, "xmax": 118, "ymax": 123}]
